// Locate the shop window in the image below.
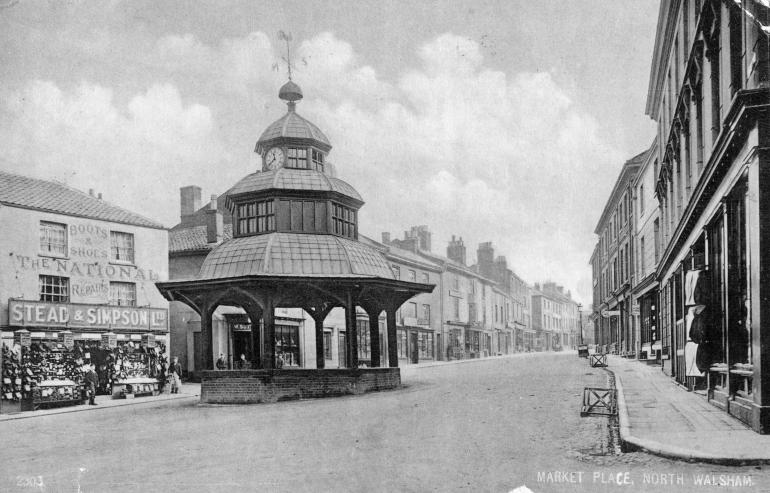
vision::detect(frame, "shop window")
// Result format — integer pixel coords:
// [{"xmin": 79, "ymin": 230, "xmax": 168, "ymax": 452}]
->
[
  {"xmin": 110, "ymin": 282, "xmax": 136, "ymax": 307},
  {"xmin": 332, "ymin": 203, "xmax": 356, "ymax": 238},
  {"xmin": 287, "ymin": 147, "xmax": 308, "ymax": 169},
  {"xmin": 39, "ymin": 221, "xmax": 67, "ymax": 257},
  {"xmin": 275, "ymin": 325, "xmax": 300, "ymax": 367},
  {"xmin": 418, "ymin": 331, "xmax": 434, "ymax": 359},
  {"xmin": 110, "ymin": 231, "xmax": 135, "ymax": 263},
  {"xmin": 39, "ymin": 275, "xmax": 69, "ymax": 303},
  {"xmin": 323, "ymin": 332, "xmax": 332, "ymax": 360},
  {"xmin": 311, "ymin": 149, "xmax": 325, "ymax": 172},
  {"xmin": 237, "ymin": 200, "xmax": 275, "ymax": 235},
  {"xmin": 397, "ymin": 329, "xmax": 408, "ymax": 358}
]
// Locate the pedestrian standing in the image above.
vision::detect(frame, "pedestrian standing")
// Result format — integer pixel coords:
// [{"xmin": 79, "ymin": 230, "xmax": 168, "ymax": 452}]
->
[
  {"xmin": 84, "ymin": 364, "xmax": 99, "ymax": 405},
  {"xmin": 216, "ymin": 353, "xmax": 227, "ymax": 370},
  {"xmin": 169, "ymin": 356, "xmax": 182, "ymax": 394}
]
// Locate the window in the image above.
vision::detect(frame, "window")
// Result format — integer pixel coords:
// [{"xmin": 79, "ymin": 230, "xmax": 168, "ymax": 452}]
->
[
  {"xmin": 275, "ymin": 325, "xmax": 300, "ymax": 366},
  {"xmin": 408, "ymin": 270, "xmax": 416, "ymax": 282},
  {"xmin": 357, "ymin": 319, "xmax": 370, "ymax": 360},
  {"xmin": 237, "ymin": 200, "xmax": 275, "ymax": 235},
  {"xmin": 453, "ymin": 297, "xmax": 460, "ymax": 319},
  {"xmin": 468, "ymin": 302, "xmax": 476, "ymax": 323},
  {"xmin": 454, "ymin": 275, "xmax": 460, "ymax": 289},
  {"xmin": 391, "ymin": 265, "xmax": 400, "ymax": 279},
  {"xmin": 287, "ymin": 147, "xmax": 308, "ymax": 169},
  {"xmin": 397, "ymin": 329, "xmax": 408, "ymax": 358},
  {"xmin": 40, "ymin": 222, "xmax": 67, "ymax": 256},
  {"xmin": 332, "ymin": 203, "xmax": 356, "ymax": 238},
  {"xmin": 110, "ymin": 231, "xmax": 135, "ymax": 263},
  {"xmin": 323, "ymin": 332, "xmax": 332, "ymax": 360},
  {"xmin": 407, "ymin": 302, "xmax": 417, "ymax": 319},
  {"xmin": 418, "ymin": 331, "xmax": 434, "ymax": 359},
  {"xmin": 421, "ymin": 304, "xmax": 431, "ymax": 324},
  {"xmin": 311, "ymin": 149, "xmax": 325, "ymax": 172},
  {"xmin": 422, "ymin": 272, "xmax": 429, "ymax": 284},
  {"xmin": 110, "ymin": 282, "xmax": 136, "ymax": 306},
  {"xmin": 639, "ymin": 184, "xmax": 645, "ymax": 214},
  {"xmin": 39, "ymin": 275, "xmax": 69, "ymax": 302}
]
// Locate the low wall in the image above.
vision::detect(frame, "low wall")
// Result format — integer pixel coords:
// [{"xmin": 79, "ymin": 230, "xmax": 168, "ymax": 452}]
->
[{"xmin": 200, "ymin": 368, "xmax": 401, "ymax": 404}]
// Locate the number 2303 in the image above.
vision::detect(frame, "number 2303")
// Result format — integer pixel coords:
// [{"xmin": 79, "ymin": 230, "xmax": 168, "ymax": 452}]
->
[{"xmin": 16, "ymin": 476, "xmax": 44, "ymax": 489}]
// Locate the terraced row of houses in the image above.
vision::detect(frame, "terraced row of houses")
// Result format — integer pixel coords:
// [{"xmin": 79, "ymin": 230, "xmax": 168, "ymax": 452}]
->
[{"xmin": 592, "ymin": 0, "xmax": 770, "ymax": 433}]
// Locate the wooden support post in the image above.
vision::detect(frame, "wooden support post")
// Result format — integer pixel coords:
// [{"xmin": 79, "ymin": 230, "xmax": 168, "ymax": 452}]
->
[
  {"xmin": 200, "ymin": 299, "xmax": 214, "ymax": 370},
  {"xmin": 262, "ymin": 297, "xmax": 275, "ymax": 370},
  {"xmin": 314, "ymin": 314, "xmax": 325, "ymax": 369},
  {"xmin": 346, "ymin": 291, "xmax": 358, "ymax": 369},
  {"xmin": 387, "ymin": 306, "xmax": 398, "ymax": 368}
]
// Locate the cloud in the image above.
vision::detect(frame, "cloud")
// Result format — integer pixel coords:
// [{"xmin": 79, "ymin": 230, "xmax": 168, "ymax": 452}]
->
[
  {"xmin": 0, "ymin": 30, "xmax": 623, "ymax": 303},
  {"xmin": 0, "ymin": 80, "xmax": 230, "ymax": 226},
  {"xmin": 291, "ymin": 32, "xmax": 623, "ymax": 303}
]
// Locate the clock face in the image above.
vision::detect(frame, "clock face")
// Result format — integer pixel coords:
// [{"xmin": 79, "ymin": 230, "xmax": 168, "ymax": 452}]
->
[{"xmin": 265, "ymin": 147, "xmax": 285, "ymax": 170}]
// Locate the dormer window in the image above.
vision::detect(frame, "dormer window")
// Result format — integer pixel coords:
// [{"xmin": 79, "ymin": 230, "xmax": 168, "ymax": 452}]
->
[
  {"xmin": 287, "ymin": 147, "xmax": 308, "ymax": 169},
  {"xmin": 237, "ymin": 200, "xmax": 275, "ymax": 235},
  {"xmin": 332, "ymin": 202, "xmax": 357, "ymax": 238},
  {"xmin": 311, "ymin": 149, "xmax": 325, "ymax": 172}
]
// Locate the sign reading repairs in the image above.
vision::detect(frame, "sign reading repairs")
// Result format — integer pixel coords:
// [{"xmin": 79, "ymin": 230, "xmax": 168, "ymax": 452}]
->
[{"xmin": 9, "ymin": 300, "xmax": 168, "ymax": 331}]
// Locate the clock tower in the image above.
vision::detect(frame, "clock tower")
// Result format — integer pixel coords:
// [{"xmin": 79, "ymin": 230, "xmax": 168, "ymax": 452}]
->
[{"xmin": 255, "ymin": 80, "xmax": 332, "ymax": 173}]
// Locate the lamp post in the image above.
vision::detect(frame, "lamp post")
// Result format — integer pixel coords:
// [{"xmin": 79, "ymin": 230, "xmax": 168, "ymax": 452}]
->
[{"xmin": 577, "ymin": 303, "xmax": 583, "ymax": 345}]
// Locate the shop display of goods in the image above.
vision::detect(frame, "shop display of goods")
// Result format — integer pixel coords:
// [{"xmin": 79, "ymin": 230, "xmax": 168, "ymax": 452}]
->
[{"xmin": 2, "ymin": 337, "xmax": 168, "ymax": 409}]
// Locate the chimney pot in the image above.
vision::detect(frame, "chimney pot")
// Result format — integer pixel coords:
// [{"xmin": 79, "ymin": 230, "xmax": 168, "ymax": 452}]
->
[
  {"xmin": 88, "ymin": 188, "xmax": 94, "ymax": 197},
  {"xmin": 97, "ymin": 192, "xmax": 102, "ymax": 200}
]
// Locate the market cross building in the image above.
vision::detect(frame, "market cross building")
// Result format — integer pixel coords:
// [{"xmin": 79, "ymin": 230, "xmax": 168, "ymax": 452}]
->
[
  {"xmin": 0, "ymin": 171, "xmax": 169, "ymax": 413},
  {"xmin": 157, "ymin": 80, "xmax": 434, "ymax": 403}
]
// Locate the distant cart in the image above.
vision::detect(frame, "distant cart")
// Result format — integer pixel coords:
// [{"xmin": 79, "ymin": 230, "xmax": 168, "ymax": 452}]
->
[{"xmin": 577, "ymin": 345, "xmax": 589, "ymax": 358}]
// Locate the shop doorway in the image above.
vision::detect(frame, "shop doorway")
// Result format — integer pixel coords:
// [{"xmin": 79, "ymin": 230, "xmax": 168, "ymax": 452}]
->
[{"xmin": 232, "ymin": 331, "xmax": 254, "ymax": 369}]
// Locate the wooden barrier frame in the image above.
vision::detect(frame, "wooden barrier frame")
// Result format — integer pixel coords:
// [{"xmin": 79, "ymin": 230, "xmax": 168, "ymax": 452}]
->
[
  {"xmin": 589, "ymin": 353, "xmax": 607, "ymax": 367},
  {"xmin": 581, "ymin": 387, "xmax": 617, "ymax": 416}
]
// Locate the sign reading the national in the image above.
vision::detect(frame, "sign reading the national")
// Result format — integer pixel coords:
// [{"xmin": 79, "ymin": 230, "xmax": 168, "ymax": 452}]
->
[{"xmin": 8, "ymin": 300, "xmax": 168, "ymax": 331}]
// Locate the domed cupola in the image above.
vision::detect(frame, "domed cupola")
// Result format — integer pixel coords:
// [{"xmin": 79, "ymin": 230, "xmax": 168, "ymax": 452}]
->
[{"xmin": 255, "ymin": 80, "xmax": 332, "ymax": 168}]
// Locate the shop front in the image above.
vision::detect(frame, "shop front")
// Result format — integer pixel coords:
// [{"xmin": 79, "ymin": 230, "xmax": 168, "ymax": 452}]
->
[
  {"xmin": 1, "ymin": 300, "xmax": 168, "ymax": 411},
  {"xmin": 396, "ymin": 326, "xmax": 435, "ymax": 364}
]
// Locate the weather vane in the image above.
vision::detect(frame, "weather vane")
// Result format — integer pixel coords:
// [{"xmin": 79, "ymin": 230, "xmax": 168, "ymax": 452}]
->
[{"xmin": 278, "ymin": 30, "xmax": 294, "ymax": 80}]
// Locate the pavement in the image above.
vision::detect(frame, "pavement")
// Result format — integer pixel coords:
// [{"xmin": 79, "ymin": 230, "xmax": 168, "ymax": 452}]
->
[
  {"xmin": 608, "ymin": 354, "xmax": 770, "ymax": 464},
  {"xmin": 0, "ymin": 383, "xmax": 200, "ymax": 421}
]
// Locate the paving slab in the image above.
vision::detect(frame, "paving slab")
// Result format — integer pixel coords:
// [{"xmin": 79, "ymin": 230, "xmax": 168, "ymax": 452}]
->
[{"xmin": 609, "ymin": 355, "xmax": 770, "ymax": 464}]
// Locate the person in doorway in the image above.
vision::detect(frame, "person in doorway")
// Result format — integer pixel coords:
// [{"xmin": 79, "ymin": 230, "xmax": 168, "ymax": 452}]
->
[
  {"xmin": 84, "ymin": 364, "xmax": 99, "ymax": 405},
  {"xmin": 216, "ymin": 353, "xmax": 227, "ymax": 370},
  {"xmin": 237, "ymin": 353, "xmax": 248, "ymax": 369},
  {"xmin": 169, "ymin": 356, "xmax": 182, "ymax": 394}
]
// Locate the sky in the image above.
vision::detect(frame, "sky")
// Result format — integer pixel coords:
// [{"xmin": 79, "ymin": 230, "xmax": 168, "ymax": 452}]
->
[{"xmin": 0, "ymin": 0, "xmax": 660, "ymax": 304}]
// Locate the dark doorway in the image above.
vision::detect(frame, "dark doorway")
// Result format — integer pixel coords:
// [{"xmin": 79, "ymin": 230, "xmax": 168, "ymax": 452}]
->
[{"xmin": 233, "ymin": 330, "xmax": 254, "ymax": 368}]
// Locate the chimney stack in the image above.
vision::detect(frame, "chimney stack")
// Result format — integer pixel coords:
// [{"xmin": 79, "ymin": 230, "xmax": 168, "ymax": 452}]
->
[
  {"xmin": 180, "ymin": 185, "xmax": 202, "ymax": 221},
  {"xmin": 88, "ymin": 188, "xmax": 94, "ymax": 197},
  {"xmin": 206, "ymin": 194, "xmax": 223, "ymax": 244},
  {"xmin": 447, "ymin": 235, "xmax": 467, "ymax": 265},
  {"xmin": 381, "ymin": 232, "xmax": 391, "ymax": 244},
  {"xmin": 97, "ymin": 192, "xmax": 102, "ymax": 200}
]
